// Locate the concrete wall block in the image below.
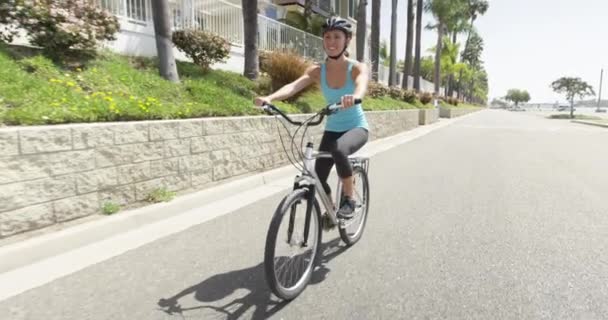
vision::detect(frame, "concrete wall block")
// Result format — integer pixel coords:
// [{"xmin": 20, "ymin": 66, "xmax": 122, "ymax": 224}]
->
[
  {"xmin": 150, "ymin": 158, "xmax": 180, "ymax": 178},
  {"xmin": 162, "ymin": 174, "xmax": 191, "ymax": 192},
  {"xmin": 113, "ymin": 123, "xmax": 149, "ymax": 144},
  {"xmin": 95, "ymin": 142, "xmax": 163, "ymax": 167},
  {"xmin": 76, "ymin": 167, "xmax": 119, "ymax": 194},
  {"xmin": 0, "ymin": 203, "xmax": 55, "ymax": 237},
  {"xmin": 150, "ymin": 122, "xmax": 179, "ymax": 141},
  {"xmin": 20, "ymin": 128, "xmax": 72, "ymax": 154},
  {"xmin": 100, "ymin": 185, "xmax": 136, "ymax": 206},
  {"xmin": 0, "ymin": 176, "xmax": 76, "ymax": 212},
  {"xmin": 191, "ymin": 170, "xmax": 213, "ymax": 187},
  {"xmin": 178, "ymin": 120, "xmax": 204, "ymax": 138},
  {"xmin": 204, "ymin": 119, "xmax": 224, "ymax": 135},
  {"xmin": 0, "ymin": 130, "xmax": 19, "ymax": 156},
  {"xmin": 0, "ymin": 150, "xmax": 95, "ymax": 184},
  {"xmin": 53, "ymin": 193, "xmax": 100, "ymax": 222},
  {"xmin": 73, "ymin": 126, "xmax": 114, "ymax": 149},
  {"xmin": 117, "ymin": 163, "xmax": 152, "ymax": 184},
  {"xmin": 179, "ymin": 153, "xmax": 212, "ymax": 172},
  {"xmin": 223, "ymin": 118, "xmax": 259, "ymax": 133},
  {"xmin": 164, "ymin": 139, "xmax": 191, "ymax": 157}
]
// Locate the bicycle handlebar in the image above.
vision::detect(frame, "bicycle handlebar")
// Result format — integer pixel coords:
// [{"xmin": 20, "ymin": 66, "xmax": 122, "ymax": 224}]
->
[{"xmin": 261, "ymin": 99, "xmax": 362, "ymax": 127}]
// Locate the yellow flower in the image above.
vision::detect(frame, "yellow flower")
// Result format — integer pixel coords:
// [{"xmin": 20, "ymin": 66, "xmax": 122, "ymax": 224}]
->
[
  {"xmin": 66, "ymin": 81, "xmax": 76, "ymax": 87},
  {"xmin": 129, "ymin": 96, "xmax": 136, "ymax": 100}
]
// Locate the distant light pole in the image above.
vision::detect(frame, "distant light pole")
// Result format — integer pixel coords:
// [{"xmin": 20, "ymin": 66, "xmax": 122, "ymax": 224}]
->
[{"xmin": 597, "ymin": 68, "xmax": 604, "ymax": 112}]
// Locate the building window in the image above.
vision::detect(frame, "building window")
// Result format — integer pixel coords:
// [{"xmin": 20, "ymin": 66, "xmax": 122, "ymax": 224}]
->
[
  {"xmin": 126, "ymin": 0, "xmax": 147, "ymax": 21},
  {"xmin": 348, "ymin": 0, "xmax": 358, "ymax": 18}
]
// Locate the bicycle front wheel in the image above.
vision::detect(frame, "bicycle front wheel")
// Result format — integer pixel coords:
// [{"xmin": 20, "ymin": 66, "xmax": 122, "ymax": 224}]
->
[
  {"xmin": 264, "ymin": 188, "xmax": 322, "ymax": 300},
  {"xmin": 339, "ymin": 165, "xmax": 370, "ymax": 246}
]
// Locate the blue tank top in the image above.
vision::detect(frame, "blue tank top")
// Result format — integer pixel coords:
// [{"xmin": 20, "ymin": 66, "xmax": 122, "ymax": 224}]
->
[{"xmin": 320, "ymin": 61, "xmax": 369, "ymax": 132}]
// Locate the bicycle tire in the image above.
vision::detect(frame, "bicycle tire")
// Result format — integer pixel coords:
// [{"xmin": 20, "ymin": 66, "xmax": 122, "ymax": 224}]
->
[
  {"xmin": 339, "ymin": 166, "xmax": 370, "ymax": 246},
  {"xmin": 264, "ymin": 188, "xmax": 322, "ymax": 300}
]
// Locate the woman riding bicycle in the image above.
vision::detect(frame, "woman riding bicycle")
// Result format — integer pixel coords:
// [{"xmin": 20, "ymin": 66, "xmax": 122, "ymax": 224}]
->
[{"xmin": 255, "ymin": 16, "xmax": 370, "ymax": 220}]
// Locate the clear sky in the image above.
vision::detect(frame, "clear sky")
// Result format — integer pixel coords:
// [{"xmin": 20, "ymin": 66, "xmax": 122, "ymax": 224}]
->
[{"xmin": 374, "ymin": 0, "xmax": 607, "ymax": 103}]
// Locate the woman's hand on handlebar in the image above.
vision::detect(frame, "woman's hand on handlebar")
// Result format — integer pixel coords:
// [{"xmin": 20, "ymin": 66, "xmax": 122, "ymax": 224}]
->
[
  {"xmin": 254, "ymin": 96, "xmax": 271, "ymax": 107},
  {"xmin": 340, "ymin": 94, "xmax": 361, "ymax": 109}
]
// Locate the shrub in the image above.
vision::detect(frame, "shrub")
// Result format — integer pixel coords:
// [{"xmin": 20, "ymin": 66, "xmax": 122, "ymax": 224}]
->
[
  {"xmin": 255, "ymin": 74, "xmax": 273, "ymax": 95},
  {"xmin": 388, "ymin": 86, "xmax": 403, "ymax": 100},
  {"xmin": 419, "ymin": 91, "xmax": 433, "ymax": 104},
  {"xmin": 402, "ymin": 89, "xmax": 417, "ymax": 104},
  {"xmin": 172, "ymin": 29, "xmax": 230, "ymax": 71},
  {"xmin": 367, "ymin": 81, "xmax": 389, "ymax": 98},
  {"xmin": 261, "ymin": 50, "xmax": 314, "ymax": 100},
  {"xmin": 0, "ymin": 0, "xmax": 120, "ymax": 56}
]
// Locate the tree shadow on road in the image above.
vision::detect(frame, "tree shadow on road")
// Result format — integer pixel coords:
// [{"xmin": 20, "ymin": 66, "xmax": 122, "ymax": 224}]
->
[{"xmin": 157, "ymin": 238, "xmax": 348, "ymax": 319}]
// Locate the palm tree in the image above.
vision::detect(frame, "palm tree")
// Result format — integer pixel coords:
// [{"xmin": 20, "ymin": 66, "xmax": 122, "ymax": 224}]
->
[
  {"xmin": 402, "ymin": 0, "xmax": 414, "ymax": 89},
  {"xmin": 413, "ymin": 0, "xmax": 423, "ymax": 91},
  {"xmin": 426, "ymin": 0, "xmax": 465, "ymax": 95},
  {"xmin": 242, "ymin": 0, "xmax": 258, "ymax": 80},
  {"xmin": 151, "ymin": 0, "xmax": 179, "ymax": 83},
  {"xmin": 459, "ymin": 29, "xmax": 483, "ymax": 99},
  {"xmin": 356, "ymin": 0, "xmax": 368, "ymax": 62},
  {"xmin": 388, "ymin": 0, "xmax": 398, "ymax": 86},
  {"xmin": 445, "ymin": 9, "xmax": 469, "ymax": 96},
  {"xmin": 371, "ymin": 0, "xmax": 381, "ymax": 81},
  {"xmin": 463, "ymin": 0, "xmax": 488, "ymax": 56}
]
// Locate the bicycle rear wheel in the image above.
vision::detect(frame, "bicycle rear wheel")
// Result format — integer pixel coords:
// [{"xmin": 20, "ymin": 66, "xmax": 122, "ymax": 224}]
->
[
  {"xmin": 264, "ymin": 188, "xmax": 322, "ymax": 300},
  {"xmin": 339, "ymin": 166, "xmax": 370, "ymax": 246}
]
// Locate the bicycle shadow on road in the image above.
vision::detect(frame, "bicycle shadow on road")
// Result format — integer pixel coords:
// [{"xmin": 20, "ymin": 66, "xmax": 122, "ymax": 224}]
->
[{"xmin": 157, "ymin": 237, "xmax": 348, "ymax": 319}]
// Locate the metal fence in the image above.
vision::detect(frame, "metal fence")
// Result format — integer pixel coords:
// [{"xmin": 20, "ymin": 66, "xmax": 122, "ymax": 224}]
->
[{"xmin": 97, "ymin": 0, "xmax": 325, "ymax": 60}]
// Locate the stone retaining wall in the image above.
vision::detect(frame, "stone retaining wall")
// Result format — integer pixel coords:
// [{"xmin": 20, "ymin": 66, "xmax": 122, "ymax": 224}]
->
[
  {"xmin": 419, "ymin": 108, "xmax": 439, "ymax": 125},
  {"xmin": 439, "ymin": 106, "xmax": 482, "ymax": 118},
  {"xmin": 0, "ymin": 109, "xmax": 421, "ymax": 238}
]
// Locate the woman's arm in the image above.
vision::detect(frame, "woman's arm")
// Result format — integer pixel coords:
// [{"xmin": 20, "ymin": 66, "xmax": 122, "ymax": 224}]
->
[
  {"xmin": 254, "ymin": 65, "xmax": 320, "ymax": 106},
  {"xmin": 352, "ymin": 62, "xmax": 369, "ymax": 99},
  {"xmin": 341, "ymin": 61, "xmax": 369, "ymax": 108}
]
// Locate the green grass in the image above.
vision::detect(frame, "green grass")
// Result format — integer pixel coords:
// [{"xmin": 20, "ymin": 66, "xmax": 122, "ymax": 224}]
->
[
  {"xmin": 548, "ymin": 114, "xmax": 603, "ymax": 120},
  {"xmin": 146, "ymin": 187, "xmax": 176, "ymax": 203},
  {"xmin": 0, "ymin": 44, "xmax": 434, "ymax": 126},
  {"xmin": 102, "ymin": 202, "xmax": 120, "ymax": 215}
]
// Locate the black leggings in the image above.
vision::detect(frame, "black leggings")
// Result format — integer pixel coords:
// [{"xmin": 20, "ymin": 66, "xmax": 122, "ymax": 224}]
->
[{"xmin": 314, "ymin": 127, "xmax": 369, "ymax": 195}]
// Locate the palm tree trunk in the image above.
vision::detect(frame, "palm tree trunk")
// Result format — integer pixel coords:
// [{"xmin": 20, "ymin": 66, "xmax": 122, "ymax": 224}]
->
[
  {"xmin": 356, "ymin": 0, "xmax": 368, "ymax": 62},
  {"xmin": 388, "ymin": 0, "xmax": 398, "ymax": 86},
  {"xmin": 457, "ymin": 69, "xmax": 463, "ymax": 99},
  {"xmin": 242, "ymin": 0, "xmax": 259, "ymax": 80},
  {"xmin": 371, "ymin": 0, "xmax": 381, "ymax": 81},
  {"xmin": 402, "ymin": 0, "xmax": 414, "ymax": 89},
  {"xmin": 151, "ymin": 0, "xmax": 179, "ymax": 83},
  {"xmin": 413, "ymin": 0, "xmax": 423, "ymax": 91},
  {"xmin": 433, "ymin": 23, "xmax": 444, "ymax": 95},
  {"xmin": 447, "ymin": 31, "xmax": 457, "ymax": 97}
]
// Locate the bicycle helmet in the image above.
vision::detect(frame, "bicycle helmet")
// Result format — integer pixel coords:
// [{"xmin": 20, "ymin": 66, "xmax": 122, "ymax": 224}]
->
[{"xmin": 322, "ymin": 16, "xmax": 352, "ymax": 59}]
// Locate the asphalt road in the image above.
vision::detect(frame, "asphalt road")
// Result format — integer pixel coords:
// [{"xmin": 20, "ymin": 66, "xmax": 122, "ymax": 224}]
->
[{"xmin": 2, "ymin": 110, "xmax": 608, "ymax": 320}]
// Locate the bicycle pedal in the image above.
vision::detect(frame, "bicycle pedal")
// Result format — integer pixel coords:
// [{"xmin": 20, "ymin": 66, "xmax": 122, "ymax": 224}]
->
[{"xmin": 321, "ymin": 214, "xmax": 336, "ymax": 231}]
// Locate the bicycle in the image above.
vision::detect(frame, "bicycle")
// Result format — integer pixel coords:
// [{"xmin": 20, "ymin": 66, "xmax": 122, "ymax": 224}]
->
[{"xmin": 260, "ymin": 100, "xmax": 371, "ymax": 300}]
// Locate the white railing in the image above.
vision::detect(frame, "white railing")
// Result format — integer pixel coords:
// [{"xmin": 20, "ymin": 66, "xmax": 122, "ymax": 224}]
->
[
  {"xmin": 377, "ymin": 64, "xmax": 440, "ymax": 93},
  {"xmin": 97, "ymin": 0, "xmax": 325, "ymax": 61}
]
